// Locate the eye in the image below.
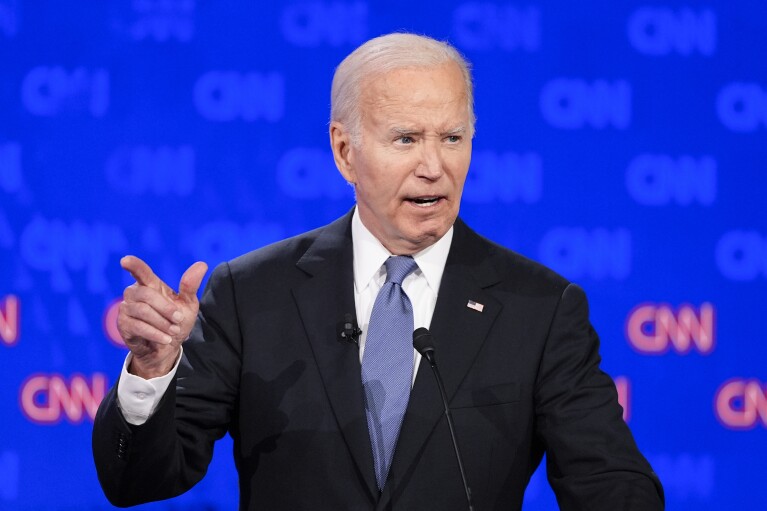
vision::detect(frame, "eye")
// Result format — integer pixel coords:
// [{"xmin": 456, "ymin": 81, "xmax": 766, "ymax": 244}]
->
[
  {"xmin": 397, "ymin": 136, "xmax": 415, "ymax": 144},
  {"xmin": 445, "ymin": 135, "xmax": 461, "ymax": 143}
]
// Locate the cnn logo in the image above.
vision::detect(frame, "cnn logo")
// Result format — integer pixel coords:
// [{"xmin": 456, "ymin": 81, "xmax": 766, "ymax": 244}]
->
[
  {"xmin": 625, "ymin": 302, "xmax": 715, "ymax": 355},
  {"xmin": 0, "ymin": 295, "xmax": 19, "ymax": 346},
  {"xmin": 20, "ymin": 373, "xmax": 108, "ymax": 425},
  {"xmin": 715, "ymin": 379, "xmax": 767, "ymax": 430}
]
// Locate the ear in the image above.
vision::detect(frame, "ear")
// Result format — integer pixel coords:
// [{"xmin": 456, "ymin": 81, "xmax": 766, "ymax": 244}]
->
[{"xmin": 330, "ymin": 121, "xmax": 356, "ymax": 184}]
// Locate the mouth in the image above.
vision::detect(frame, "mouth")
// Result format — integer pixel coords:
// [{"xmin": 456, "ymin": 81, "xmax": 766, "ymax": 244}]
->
[{"xmin": 406, "ymin": 196, "xmax": 444, "ymax": 208}]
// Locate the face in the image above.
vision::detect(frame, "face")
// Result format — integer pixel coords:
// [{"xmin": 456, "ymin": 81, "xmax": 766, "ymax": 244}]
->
[{"xmin": 330, "ymin": 62, "xmax": 472, "ymax": 255}]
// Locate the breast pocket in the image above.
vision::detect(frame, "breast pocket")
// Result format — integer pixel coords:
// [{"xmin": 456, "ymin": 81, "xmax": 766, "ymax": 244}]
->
[{"xmin": 450, "ymin": 382, "xmax": 520, "ymax": 409}]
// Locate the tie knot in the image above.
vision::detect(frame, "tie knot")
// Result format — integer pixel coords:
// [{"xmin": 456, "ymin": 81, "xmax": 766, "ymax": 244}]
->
[{"xmin": 384, "ymin": 256, "xmax": 418, "ymax": 286}]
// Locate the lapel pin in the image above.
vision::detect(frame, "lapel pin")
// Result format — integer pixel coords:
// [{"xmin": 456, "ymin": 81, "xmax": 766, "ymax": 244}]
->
[{"xmin": 466, "ymin": 300, "xmax": 484, "ymax": 312}]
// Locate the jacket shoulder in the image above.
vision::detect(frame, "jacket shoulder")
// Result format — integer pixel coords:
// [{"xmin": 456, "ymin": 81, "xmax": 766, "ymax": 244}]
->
[
  {"xmin": 457, "ymin": 220, "xmax": 571, "ymax": 297},
  {"xmin": 218, "ymin": 212, "xmax": 351, "ymax": 281}
]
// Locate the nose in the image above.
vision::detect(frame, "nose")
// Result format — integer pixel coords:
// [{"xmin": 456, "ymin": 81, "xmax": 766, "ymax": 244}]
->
[{"xmin": 415, "ymin": 138, "xmax": 443, "ymax": 180}]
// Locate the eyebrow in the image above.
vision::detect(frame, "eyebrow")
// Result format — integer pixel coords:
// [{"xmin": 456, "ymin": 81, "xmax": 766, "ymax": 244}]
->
[
  {"xmin": 390, "ymin": 127, "xmax": 421, "ymax": 136},
  {"xmin": 389, "ymin": 126, "xmax": 467, "ymax": 136},
  {"xmin": 442, "ymin": 126, "xmax": 466, "ymax": 136}
]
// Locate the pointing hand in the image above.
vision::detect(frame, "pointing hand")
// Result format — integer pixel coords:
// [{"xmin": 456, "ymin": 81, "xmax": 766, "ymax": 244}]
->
[{"xmin": 117, "ymin": 256, "xmax": 208, "ymax": 379}]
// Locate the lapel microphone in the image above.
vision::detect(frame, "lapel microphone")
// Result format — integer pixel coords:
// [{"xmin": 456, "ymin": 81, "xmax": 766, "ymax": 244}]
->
[
  {"xmin": 339, "ymin": 313, "xmax": 362, "ymax": 345},
  {"xmin": 413, "ymin": 327, "xmax": 475, "ymax": 511}
]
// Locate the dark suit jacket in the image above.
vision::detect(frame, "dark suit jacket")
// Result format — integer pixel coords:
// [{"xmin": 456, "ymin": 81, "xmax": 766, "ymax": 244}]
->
[{"xmin": 93, "ymin": 211, "xmax": 664, "ymax": 510}]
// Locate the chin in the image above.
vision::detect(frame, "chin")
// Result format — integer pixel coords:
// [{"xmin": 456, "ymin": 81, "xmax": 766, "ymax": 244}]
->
[{"xmin": 406, "ymin": 223, "xmax": 451, "ymax": 249}]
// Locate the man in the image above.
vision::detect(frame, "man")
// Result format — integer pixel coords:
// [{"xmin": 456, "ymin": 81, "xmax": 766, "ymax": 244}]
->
[{"xmin": 93, "ymin": 33, "xmax": 664, "ymax": 510}]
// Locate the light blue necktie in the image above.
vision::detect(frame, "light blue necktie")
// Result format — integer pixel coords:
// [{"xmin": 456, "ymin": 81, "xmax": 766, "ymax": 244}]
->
[{"xmin": 361, "ymin": 255, "xmax": 419, "ymax": 490}]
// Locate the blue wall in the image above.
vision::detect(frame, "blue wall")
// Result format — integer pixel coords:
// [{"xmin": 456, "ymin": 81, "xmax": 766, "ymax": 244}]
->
[{"xmin": 1, "ymin": 1, "xmax": 765, "ymax": 509}]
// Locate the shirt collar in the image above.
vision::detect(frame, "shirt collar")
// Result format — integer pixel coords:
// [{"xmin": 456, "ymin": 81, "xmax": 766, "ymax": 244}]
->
[{"xmin": 351, "ymin": 207, "xmax": 453, "ymax": 294}]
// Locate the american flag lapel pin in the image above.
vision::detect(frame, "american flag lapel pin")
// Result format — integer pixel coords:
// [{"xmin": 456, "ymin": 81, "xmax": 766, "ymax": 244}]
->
[{"xmin": 466, "ymin": 300, "xmax": 484, "ymax": 312}]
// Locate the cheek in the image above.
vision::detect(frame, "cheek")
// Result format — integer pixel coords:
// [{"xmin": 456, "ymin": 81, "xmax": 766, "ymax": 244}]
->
[
  {"xmin": 446, "ymin": 166, "xmax": 469, "ymax": 190},
  {"xmin": 452, "ymin": 153, "xmax": 472, "ymax": 184},
  {"xmin": 364, "ymin": 163, "xmax": 409, "ymax": 201},
  {"xmin": 356, "ymin": 171, "xmax": 396, "ymax": 213}
]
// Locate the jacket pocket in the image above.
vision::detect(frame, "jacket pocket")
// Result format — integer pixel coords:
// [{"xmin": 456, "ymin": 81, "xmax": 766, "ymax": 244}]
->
[{"xmin": 450, "ymin": 382, "xmax": 520, "ymax": 409}]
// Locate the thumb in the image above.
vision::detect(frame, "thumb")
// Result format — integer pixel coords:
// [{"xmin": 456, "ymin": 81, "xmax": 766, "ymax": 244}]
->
[{"xmin": 178, "ymin": 261, "xmax": 209, "ymax": 303}]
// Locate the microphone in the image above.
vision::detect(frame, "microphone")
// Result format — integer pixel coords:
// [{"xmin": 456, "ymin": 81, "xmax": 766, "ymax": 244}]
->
[
  {"xmin": 339, "ymin": 313, "xmax": 362, "ymax": 345},
  {"xmin": 413, "ymin": 327, "xmax": 475, "ymax": 511}
]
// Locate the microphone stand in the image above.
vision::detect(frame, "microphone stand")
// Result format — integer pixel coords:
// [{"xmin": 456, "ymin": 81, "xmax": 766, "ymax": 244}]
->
[{"xmin": 414, "ymin": 328, "xmax": 475, "ymax": 511}]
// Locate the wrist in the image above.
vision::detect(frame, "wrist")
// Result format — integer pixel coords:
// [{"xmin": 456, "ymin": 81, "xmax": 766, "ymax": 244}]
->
[{"xmin": 128, "ymin": 350, "xmax": 180, "ymax": 379}]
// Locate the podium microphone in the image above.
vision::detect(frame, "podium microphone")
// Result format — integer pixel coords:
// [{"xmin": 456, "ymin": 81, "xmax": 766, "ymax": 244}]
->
[{"xmin": 413, "ymin": 327, "xmax": 475, "ymax": 511}]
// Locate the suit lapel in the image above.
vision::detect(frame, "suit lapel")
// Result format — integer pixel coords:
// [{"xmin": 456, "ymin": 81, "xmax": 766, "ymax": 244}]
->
[
  {"xmin": 292, "ymin": 212, "xmax": 379, "ymax": 500},
  {"xmin": 379, "ymin": 220, "xmax": 502, "ymax": 508}
]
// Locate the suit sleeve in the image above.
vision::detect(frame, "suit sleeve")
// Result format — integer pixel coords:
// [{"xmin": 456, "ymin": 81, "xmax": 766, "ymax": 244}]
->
[
  {"xmin": 92, "ymin": 262, "xmax": 243, "ymax": 507},
  {"xmin": 534, "ymin": 283, "xmax": 664, "ymax": 510}
]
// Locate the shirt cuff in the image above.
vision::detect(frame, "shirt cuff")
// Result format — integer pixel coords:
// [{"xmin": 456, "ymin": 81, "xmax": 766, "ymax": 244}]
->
[{"xmin": 116, "ymin": 348, "xmax": 183, "ymax": 426}]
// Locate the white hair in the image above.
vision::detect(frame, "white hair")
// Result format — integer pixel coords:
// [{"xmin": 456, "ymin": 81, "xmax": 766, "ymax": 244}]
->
[{"xmin": 330, "ymin": 33, "xmax": 475, "ymax": 145}]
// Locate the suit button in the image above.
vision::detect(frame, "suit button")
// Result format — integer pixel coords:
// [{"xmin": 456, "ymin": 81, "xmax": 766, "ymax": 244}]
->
[{"xmin": 116, "ymin": 433, "xmax": 129, "ymax": 459}]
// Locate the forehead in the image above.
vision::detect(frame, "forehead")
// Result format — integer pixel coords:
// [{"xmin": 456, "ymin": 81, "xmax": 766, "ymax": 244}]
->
[{"xmin": 359, "ymin": 63, "xmax": 469, "ymax": 127}]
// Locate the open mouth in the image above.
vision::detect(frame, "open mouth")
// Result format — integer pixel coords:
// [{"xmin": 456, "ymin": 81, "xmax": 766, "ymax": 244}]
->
[{"xmin": 408, "ymin": 196, "xmax": 442, "ymax": 207}]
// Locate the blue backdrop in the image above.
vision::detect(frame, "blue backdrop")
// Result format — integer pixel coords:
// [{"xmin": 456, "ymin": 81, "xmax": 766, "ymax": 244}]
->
[{"xmin": 1, "ymin": 1, "xmax": 765, "ymax": 509}]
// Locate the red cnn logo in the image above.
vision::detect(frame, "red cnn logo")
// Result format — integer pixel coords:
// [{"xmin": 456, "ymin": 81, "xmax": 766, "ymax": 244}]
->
[
  {"xmin": 103, "ymin": 298, "xmax": 126, "ymax": 348},
  {"xmin": 615, "ymin": 376, "xmax": 630, "ymax": 422},
  {"xmin": 714, "ymin": 379, "xmax": 767, "ymax": 430},
  {"xmin": 0, "ymin": 295, "xmax": 20, "ymax": 346},
  {"xmin": 19, "ymin": 373, "xmax": 108, "ymax": 425},
  {"xmin": 625, "ymin": 302, "xmax": 715, "ymax": 355}
]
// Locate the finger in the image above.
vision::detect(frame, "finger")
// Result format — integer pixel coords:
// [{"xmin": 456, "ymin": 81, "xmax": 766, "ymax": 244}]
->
[
  {"xmin": 121, "ymin": 255, "xmax": 161, "ymax": 290},
  {"xmin": 125, "ymin": 285, "xmax": 183, "ymax": 325},
  {"xmin": 118, "ymin": 307, "xmax": 174, "ymax": 345},
  {"xmin": 178, "ymin": 261, "xmax": 208, "ymax": 304},
  {"xmin": 121, "ymin": 301, "xmax": 181, "ymax": 337}
]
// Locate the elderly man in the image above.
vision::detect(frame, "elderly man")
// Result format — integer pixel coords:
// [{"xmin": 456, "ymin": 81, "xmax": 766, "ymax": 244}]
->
[{"xmin": 93, "ymin": 33, "xmax": 664, "ymax": 510}]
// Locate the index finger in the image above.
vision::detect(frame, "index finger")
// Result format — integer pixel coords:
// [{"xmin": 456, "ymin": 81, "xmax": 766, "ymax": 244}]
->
[{"xmin": 121, "ymin": 255, "xmax": 161, "ymax": 290}]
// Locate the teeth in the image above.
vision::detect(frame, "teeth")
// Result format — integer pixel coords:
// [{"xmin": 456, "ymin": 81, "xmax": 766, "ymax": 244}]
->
[{"xmin": 412, "ymin": 197, "xmax": 439, "ymax": 207}]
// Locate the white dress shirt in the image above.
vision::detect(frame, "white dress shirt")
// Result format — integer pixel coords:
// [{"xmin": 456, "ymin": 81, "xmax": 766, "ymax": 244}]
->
[
  {"xmin": 351, "ymin": 209, "xmax": 453, "ymax": 382},
  {"xmin": 117, "ymin": 209, "xmax": 453, "ymax": 425}
]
